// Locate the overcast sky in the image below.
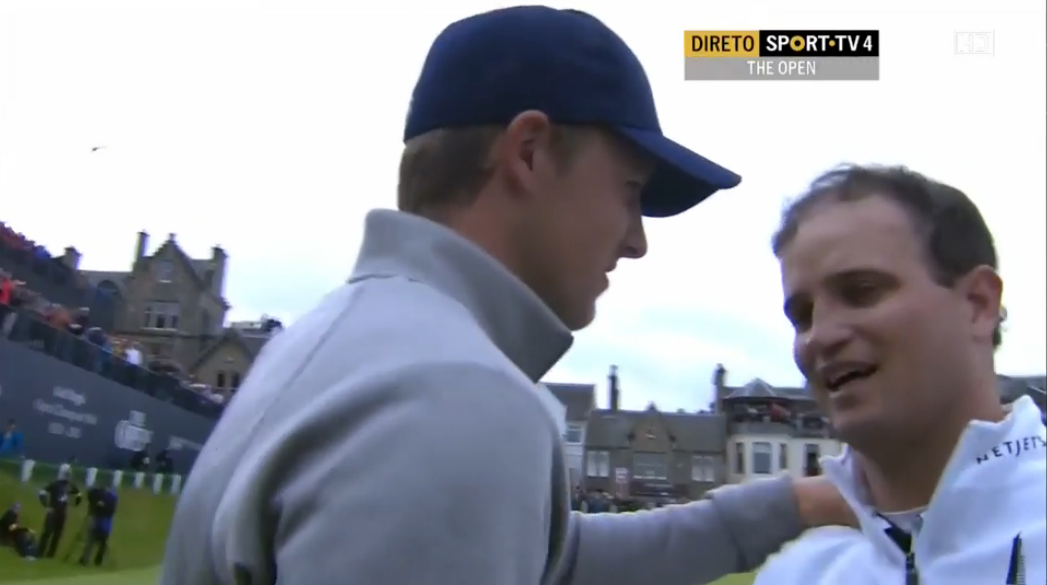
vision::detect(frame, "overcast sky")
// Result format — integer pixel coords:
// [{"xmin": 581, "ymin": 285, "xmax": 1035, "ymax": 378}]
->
[{"xmin": 1, "ymin": 0, "xmax": 1044, "ymax": 411}]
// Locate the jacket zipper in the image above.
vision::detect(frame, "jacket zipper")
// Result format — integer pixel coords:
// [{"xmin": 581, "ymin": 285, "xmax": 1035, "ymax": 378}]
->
[
  {"xmin": 905, "ymin": 549, "xmax": 919, "ymax": 585},
  {"xmin": 881, "ymin": 516, "xmax": 921, "ymax": 585}
]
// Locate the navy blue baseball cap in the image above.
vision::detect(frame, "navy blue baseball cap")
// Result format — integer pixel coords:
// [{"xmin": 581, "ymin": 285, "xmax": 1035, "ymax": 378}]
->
[{"xmin": 405, "ymin": 6, "xmax": 741, "ymax": 218}]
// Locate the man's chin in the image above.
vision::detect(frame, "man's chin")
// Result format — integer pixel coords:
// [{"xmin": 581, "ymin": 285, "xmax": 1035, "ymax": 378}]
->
[
  {"xmin": 831, "ymin": 413, "xmax": 892, "ymax": 447},
  {"xmin": 562, "ymin": 304, "xmax": 597, "ymax": 331}
]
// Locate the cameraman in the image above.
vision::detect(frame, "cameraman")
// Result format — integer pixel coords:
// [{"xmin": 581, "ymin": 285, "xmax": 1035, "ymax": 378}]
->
[
  {"xmin": 37, "ymin": 468, "xmax": 82, "ymax": 558},
  {"xmin": 1, "ymin": 503, "xmax": 37, "ymax": 559},
  {"xmin": 79, "ymin": 486, "xmax": 118, "ymax": 566}
]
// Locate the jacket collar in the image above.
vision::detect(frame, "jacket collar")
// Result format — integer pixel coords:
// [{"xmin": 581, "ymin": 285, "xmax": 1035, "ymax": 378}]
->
[
  {"xmin": 822, "ymin": 396, "xmax": 1046, "ymax": 558},
  {"xmin": 350, "ymin": 209, "xmax": 573, "ymax": 382}
]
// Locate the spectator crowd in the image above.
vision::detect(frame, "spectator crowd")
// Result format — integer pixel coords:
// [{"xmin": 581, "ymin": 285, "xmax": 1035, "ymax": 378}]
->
[
  {"xmin": 726, "ymin": 401, "xmax": 831, "ymax": 433},
  {"xmin": 1, "ymin": 221, "xmax": 227, "ymax": 420}
]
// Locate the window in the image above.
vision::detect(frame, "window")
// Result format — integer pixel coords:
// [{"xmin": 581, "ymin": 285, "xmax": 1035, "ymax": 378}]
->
[
  {"xmin": 632, "ymin": 452, "xmax": 668, "ymax": 479},
  {"xmin": 752, "ymin": 441, "xmax": 773, "ymax": 475},
  {"xmin": 216, "ymin": 372, "xmax": 226, "ymax": 389},
  {"xmin": 563, "ymin": 423, "xmax": 584, "ymax": 445},
  {"xmin": 779, "ymin": 442, "xmax": 789, "ymax": 473},
  {"xmin": 231, "ymin": 372, "xmax": 241, "ymax": 389},
  {"xmin": 143, "ymin": 301, "xmax": 180, "ymax": 330},
  {"xmin": 586, "ymin": 450, "xmax": 610, "ymax": 477},
  {"xmin": 691, "ymin": 455, "xmax": 716, "ymax": 482},
  {"xmin": 201, "ymin": 310, "xmax": 212, "ymax": 336},
  {"xmin": 804, "ymin": 443, "xmax": 822, "ymax": 476},
  {"xmin": 734, "ymin": 442, "xmax": 746, "ymax": 474},
  {"xmin": 156, "ymin": 260, "xmax": 174, "ymax": 283}
]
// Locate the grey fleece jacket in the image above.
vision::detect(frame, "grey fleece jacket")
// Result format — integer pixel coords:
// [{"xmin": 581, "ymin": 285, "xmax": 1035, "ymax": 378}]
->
[{"xmin": 158, "ymin": 210, "xmax": 806, "ymax": 585}]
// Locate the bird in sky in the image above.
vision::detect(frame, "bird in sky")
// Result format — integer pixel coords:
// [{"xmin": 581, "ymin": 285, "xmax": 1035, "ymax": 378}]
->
[{"xmin": 91, "ymin": 146, "xmax": 106, "ymax": 152}]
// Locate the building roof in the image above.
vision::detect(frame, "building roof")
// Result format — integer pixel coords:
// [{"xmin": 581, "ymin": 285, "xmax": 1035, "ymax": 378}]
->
[
  {"xmin": 721, "ymin": 374, "xmax": 1044, "ymax": 405},
  {"xmin": 545, "ymin": 382, "xmax": 595, "ymax": 422},
  {"xmin": 81, "ymin": 239, "xmax": 229, "ymax": 309},
  {"xmin": 584, "ymin": 405, "xmax": 727, "ymax": 452},
  {"xmin": 189, "ymin": 327, "xmax": 271, "ymax": 370},
  {"xmin": 722, "ymin": 378, "xmax": 812, "ymax": 401},
  {"xmin": 997, "ymin": 374, "xmax": 1046, "ymax": 403}
]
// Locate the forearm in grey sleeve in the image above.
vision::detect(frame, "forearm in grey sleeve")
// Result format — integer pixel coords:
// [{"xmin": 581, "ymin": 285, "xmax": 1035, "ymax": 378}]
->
[
  {"xmin": 269, "ymin": 363, "xmax": 558, "ymax": 585},
  {"xmin": 560, "ymin": 476, "xmax": 804, "ymax": 585}
]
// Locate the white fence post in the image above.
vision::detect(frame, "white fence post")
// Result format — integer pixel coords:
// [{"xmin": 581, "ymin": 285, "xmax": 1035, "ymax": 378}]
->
[
  {"xmin": 19, "ymin": 459, "xmax": 35, "ymax": 483},
  {"xmin": 85, "ymin": 467, "xmax": 98, "ymax": 487}
]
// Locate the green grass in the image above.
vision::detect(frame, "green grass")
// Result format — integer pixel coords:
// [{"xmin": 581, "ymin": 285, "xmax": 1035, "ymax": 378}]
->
[
  {"xmin": 1, "ymin": 457, "xmax": 758, "ymax": 585},
  {"xmin": 6, "ymin": 567, "xmax": 159, "ymax": 585},
  {"xmin": 0, "ymin": 458, "xmax": 176, "ymax": 582}
]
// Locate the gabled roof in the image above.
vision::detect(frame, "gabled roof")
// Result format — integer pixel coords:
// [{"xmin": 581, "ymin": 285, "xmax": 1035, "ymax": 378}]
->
[
  {"xmin": 189, "ymin": 327, "xmax": 270, "ymax": 370},
  {"xmin": 722, "ymin": 378, "xmax": 812, "ymax": 401},
  {"xmin": 626, "ymin": 402, "xmax": 677, "ymax": 443},
  {"xmin": 81, "ymin": 239, "xmax": 229, "ymax": 309},
  {"xmin": 584, "ymin": 406, "xmax": 726, "ymax": 452}
]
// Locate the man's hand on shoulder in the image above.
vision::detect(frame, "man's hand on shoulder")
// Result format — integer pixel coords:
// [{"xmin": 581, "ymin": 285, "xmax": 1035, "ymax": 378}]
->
[{"xmin": 791, "ymin": 476, "xmax": 857, "ymax": 529}]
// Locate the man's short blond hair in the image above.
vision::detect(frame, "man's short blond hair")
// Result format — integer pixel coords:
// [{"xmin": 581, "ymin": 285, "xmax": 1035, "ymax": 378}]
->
[{"xmin": 396, "ymin": 124, "xmax": 589, "ymax": 216}]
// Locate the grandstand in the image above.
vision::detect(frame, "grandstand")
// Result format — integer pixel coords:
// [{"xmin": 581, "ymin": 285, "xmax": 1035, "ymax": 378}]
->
[{"xmin": 0, "ymin": 222, "xmax": 281, "ymax": 473}]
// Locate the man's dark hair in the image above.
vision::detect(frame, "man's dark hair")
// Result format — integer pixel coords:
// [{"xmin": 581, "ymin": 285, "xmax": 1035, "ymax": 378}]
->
[{"xmin": 772, "ymin": 164, "xmax": 1005, "ymax": 347}]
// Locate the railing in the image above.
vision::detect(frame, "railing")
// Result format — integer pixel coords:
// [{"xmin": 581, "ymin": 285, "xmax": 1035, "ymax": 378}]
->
[
  {"xmin": 0, "ymin": 304, "xmax": 222, "ymax": 420},
  {"xmin": 0, "ymin": 238, "xmax": 117, "ymax": 331}
]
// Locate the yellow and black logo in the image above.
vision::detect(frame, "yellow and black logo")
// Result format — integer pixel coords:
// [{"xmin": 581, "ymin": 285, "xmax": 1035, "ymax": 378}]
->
[{"xmin": 685, "ymin": 30, "xmax": 879, "ymax": 58}]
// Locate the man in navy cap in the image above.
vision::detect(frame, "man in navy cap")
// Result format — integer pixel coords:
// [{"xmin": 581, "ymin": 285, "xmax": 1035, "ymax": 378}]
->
[{"xmin": 161, "ymin": 7, "xmax": 853, "ymax": 585}]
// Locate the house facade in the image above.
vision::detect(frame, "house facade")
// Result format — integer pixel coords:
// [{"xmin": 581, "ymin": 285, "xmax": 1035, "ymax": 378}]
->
[
  {"xmin": 570, "ymin": 366, "xmax": 727, "ymax": 501},
  {"xmin": 81, "ymin": 230, "xmax": 274, "ymax": 389},
  {"xmin": 714, "ymin": 367, "xmax": 842, "ymax": 483}
]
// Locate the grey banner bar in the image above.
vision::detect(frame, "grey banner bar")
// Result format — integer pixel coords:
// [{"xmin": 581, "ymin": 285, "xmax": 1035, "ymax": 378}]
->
[{"xmin": 685, "ymin": 57, "xmax": 879, "ymax": 81}]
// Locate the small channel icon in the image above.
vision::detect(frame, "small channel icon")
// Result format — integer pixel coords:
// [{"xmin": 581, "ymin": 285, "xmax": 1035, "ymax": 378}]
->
[{"xmin": 955, "ymin": 32, "xmax": 994, "ymax": 56}]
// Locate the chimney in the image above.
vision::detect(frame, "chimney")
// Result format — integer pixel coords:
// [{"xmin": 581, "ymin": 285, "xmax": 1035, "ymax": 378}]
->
[
  {"xmin": 209, "ymin": 245, "xmax": 227, "ymax": 296},
  {"xmin": 135, "ymin": 231, "xmax": 149, "ymax": 264},
  {"xmin": 713, "ymin": 364, "xmax": 727, "ymax": 412},
  {"xmin": 608, "ymin": 364, "xmax": 620, "ymax": 412},
  {"xmin": 62, "ymin": 246, "xmax": 81, "ymax": 270}
]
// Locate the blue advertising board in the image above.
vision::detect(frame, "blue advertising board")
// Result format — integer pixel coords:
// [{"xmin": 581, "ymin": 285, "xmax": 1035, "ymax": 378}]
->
[{"xmin": 0, "ymin": 337, "xmax": 216, "ymax": 474}]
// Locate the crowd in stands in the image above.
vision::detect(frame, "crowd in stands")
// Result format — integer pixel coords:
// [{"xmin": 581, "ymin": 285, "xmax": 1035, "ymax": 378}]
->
[
  {"xmin": 726, "ymin": 401, "xmax": 831, "ymax": 433},
  {"xmin": 0, "ymin": 221, "xmax": 226, "ymax": 420}
]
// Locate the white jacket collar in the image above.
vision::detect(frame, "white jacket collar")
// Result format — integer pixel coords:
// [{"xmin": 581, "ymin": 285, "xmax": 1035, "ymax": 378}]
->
[{"xmin": 821, "ymin": 396, "xmax": 1046, "ymax": 558}]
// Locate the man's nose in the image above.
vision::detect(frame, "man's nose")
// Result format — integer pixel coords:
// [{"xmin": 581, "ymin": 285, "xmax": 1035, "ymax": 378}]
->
[
  {"xmin": 803, "ymin": 316, "xmax": 853, "ymax": 359},
  {"xmin": 621, "ymin": 219, "xmax": 648, "ymax": 260}
]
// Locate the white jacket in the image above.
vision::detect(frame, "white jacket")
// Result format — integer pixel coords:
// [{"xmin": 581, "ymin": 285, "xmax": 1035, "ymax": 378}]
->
[{"xmin": 756, "ymin": 396, "xmax": 1046, "ymax": 585}]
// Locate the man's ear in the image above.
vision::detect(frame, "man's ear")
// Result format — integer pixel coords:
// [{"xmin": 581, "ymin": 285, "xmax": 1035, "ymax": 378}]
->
[
  {"xmin": 957, "ymin": 265, "xmax": 1003, "ymax": 345},
  {"xmin": 496, "ymin": 110, "xmax": 556, "ymax": 196}
]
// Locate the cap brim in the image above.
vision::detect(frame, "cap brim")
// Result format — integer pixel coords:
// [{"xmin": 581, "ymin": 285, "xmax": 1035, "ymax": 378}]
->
[{"xmin": 615, "ymin": 127, "xmax": 742, "ymax": 218}]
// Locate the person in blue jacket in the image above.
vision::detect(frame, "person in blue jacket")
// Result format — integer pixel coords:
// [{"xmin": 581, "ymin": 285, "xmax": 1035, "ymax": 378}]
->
[
  {"xmin": 80, "ymin": 486, "xmax": 118, "ymax": 566},
  {"xmin": 0, "ymin": 419, "xmax": 24, "ymax": 457}
]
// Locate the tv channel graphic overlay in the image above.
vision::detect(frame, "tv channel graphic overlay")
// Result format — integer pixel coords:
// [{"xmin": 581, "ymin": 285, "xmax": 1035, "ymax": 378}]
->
[
  {"xmin": 684, "ymin": 30, "xmax": 880, "ymax": 81},
  {"xmin": 955, "ymin": 31, "xmax": 994, "ymax": 56}
]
